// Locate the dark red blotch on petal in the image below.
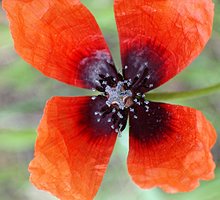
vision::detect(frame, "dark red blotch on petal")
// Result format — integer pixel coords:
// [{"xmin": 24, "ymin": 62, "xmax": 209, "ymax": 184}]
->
[
  {"xmin": 123, "ymin": 40, "xmax": 174, "ymax": 93},
  {"xmin": 129, "ymin": 101, "xmax": 172, "ymax": 144},
  {"xmin": 78, "ymin": 50, "xmax": 119, "ymax": 91},
  {"xmin": 82, "ymin": 96, "xmax": 128, "ymax": 136}
]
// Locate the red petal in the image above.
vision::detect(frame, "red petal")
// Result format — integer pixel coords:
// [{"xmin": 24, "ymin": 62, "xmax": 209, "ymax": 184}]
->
[
  {"xmin": 29, "ymin": 96, "xmax": 118, "ymax": 200},
  {"xmin": 114, "ymin": 0, "xmax": 214, "ymax": 91},
  {"xmin": 3, "ymin": 0, "xmax": 118, "ymax": 89},
  {"xmin": 128, "ymin": 102, "xmax": 216, "ymax": 193}
]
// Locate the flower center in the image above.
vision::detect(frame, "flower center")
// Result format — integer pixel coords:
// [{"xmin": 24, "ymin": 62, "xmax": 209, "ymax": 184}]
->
[{"xmin": 105, "ymin": 81, "xmax": 133, "ymax": 110}]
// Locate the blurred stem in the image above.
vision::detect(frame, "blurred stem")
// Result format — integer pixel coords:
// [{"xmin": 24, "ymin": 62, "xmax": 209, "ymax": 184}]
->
[{"xmin": 146, "ymin": 83, "xmax": 220, "ymax": 101}]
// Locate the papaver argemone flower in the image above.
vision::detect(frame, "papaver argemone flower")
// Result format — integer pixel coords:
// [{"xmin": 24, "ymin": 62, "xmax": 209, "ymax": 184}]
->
[{"xmin": 3, "ymin": 0, "xmax": 217, "ymax": 199}]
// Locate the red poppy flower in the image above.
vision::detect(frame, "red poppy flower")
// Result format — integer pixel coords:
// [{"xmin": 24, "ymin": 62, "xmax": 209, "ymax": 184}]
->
[{"xmin": 3, "ymin": 0, "xmax": 217, "ymax": 199}]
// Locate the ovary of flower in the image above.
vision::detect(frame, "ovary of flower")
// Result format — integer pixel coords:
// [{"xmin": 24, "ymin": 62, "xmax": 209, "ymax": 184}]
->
[{"xmin": 105, "ymin": 81, "xmax": 132, "ymax": 110}]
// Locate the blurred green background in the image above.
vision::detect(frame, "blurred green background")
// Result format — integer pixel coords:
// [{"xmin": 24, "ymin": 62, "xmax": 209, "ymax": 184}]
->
[{"xmin": 0, "ymin": 0, "xmax": 220, "ymax": 200}]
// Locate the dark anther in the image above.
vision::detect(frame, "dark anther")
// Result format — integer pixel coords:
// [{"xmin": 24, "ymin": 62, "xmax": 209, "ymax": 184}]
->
[
  {"xmin": 132, "ymin": 67, "xmax": 150, "ymax": 90},
  {"xmin": 130, "ymin": 76, "xmax": 139, "ymax": 88},
  {"xmin": 112, "ymin": 112, "xmax": 118, "ymax": 124},
  {"xmin": 100, "ymin": 106, "xmax": 112, "ymax": 118},
  {"xmin": 105, "ymin": 60, "xmax": 115, "ymax": 68},
  {"xmin": 117, "ymin": 73, "xmax": 124, "ymax": 81},
  {"xmin": 96, "ymin": 86, "xmax": 105, "ymax": 92},
  {"xmin": 99, "ymin": 74, "xmax": 106, "ymax": 79},
  {"xmin": 98, "ymin": 74, "xmax": 117, "ymax": 88}
]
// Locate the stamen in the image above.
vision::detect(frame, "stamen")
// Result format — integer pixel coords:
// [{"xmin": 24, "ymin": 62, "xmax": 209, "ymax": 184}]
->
[
  {"xmin": 127, "ymin": 81, "xmax": 132, "ymax": 87},
  {"xmin": 117, "ymin": 112, "xmax": 124, "ymax": 119},
  {"xmin": 145, "ymin": 105, "xmax": 149, "ymax": 112},
  {"xmin": 130, "ymin": 108, "xmax": 134, "ymax": 112},
  {"xmin": 144, "ymin": 100, "xmax": 149, "ymax": 104},
  {"xmin": 149, "ymin": 84, "xmax": 154, "ymax": 88}
]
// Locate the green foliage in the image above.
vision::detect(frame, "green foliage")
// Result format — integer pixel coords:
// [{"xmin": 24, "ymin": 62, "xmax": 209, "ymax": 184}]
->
[{"xmin": 0, "ymin": 129, "xmax": 35, "ymax": 152}]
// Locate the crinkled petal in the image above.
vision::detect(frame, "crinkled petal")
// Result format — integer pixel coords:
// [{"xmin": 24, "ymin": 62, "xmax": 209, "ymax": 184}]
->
[
  {"xmin": 29, "ymin": 96, "xmax": 118, "ymax": 200},
  {"xmin": 3, "ymin": 0, "xmax": 118, "ymax": 90},
  {"xmin": 114, "ymin": 0, "xmax": 214, "ymax": 92},
  {"xmin": 128, "ymin": 102, "xmax": 216, "ymax": 193}
]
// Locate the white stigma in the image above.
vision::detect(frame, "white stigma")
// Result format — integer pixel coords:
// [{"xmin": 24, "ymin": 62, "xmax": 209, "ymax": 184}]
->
[{"xmin": 105, "ymin": 81, "xmax": 132, "ymax": 110}]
